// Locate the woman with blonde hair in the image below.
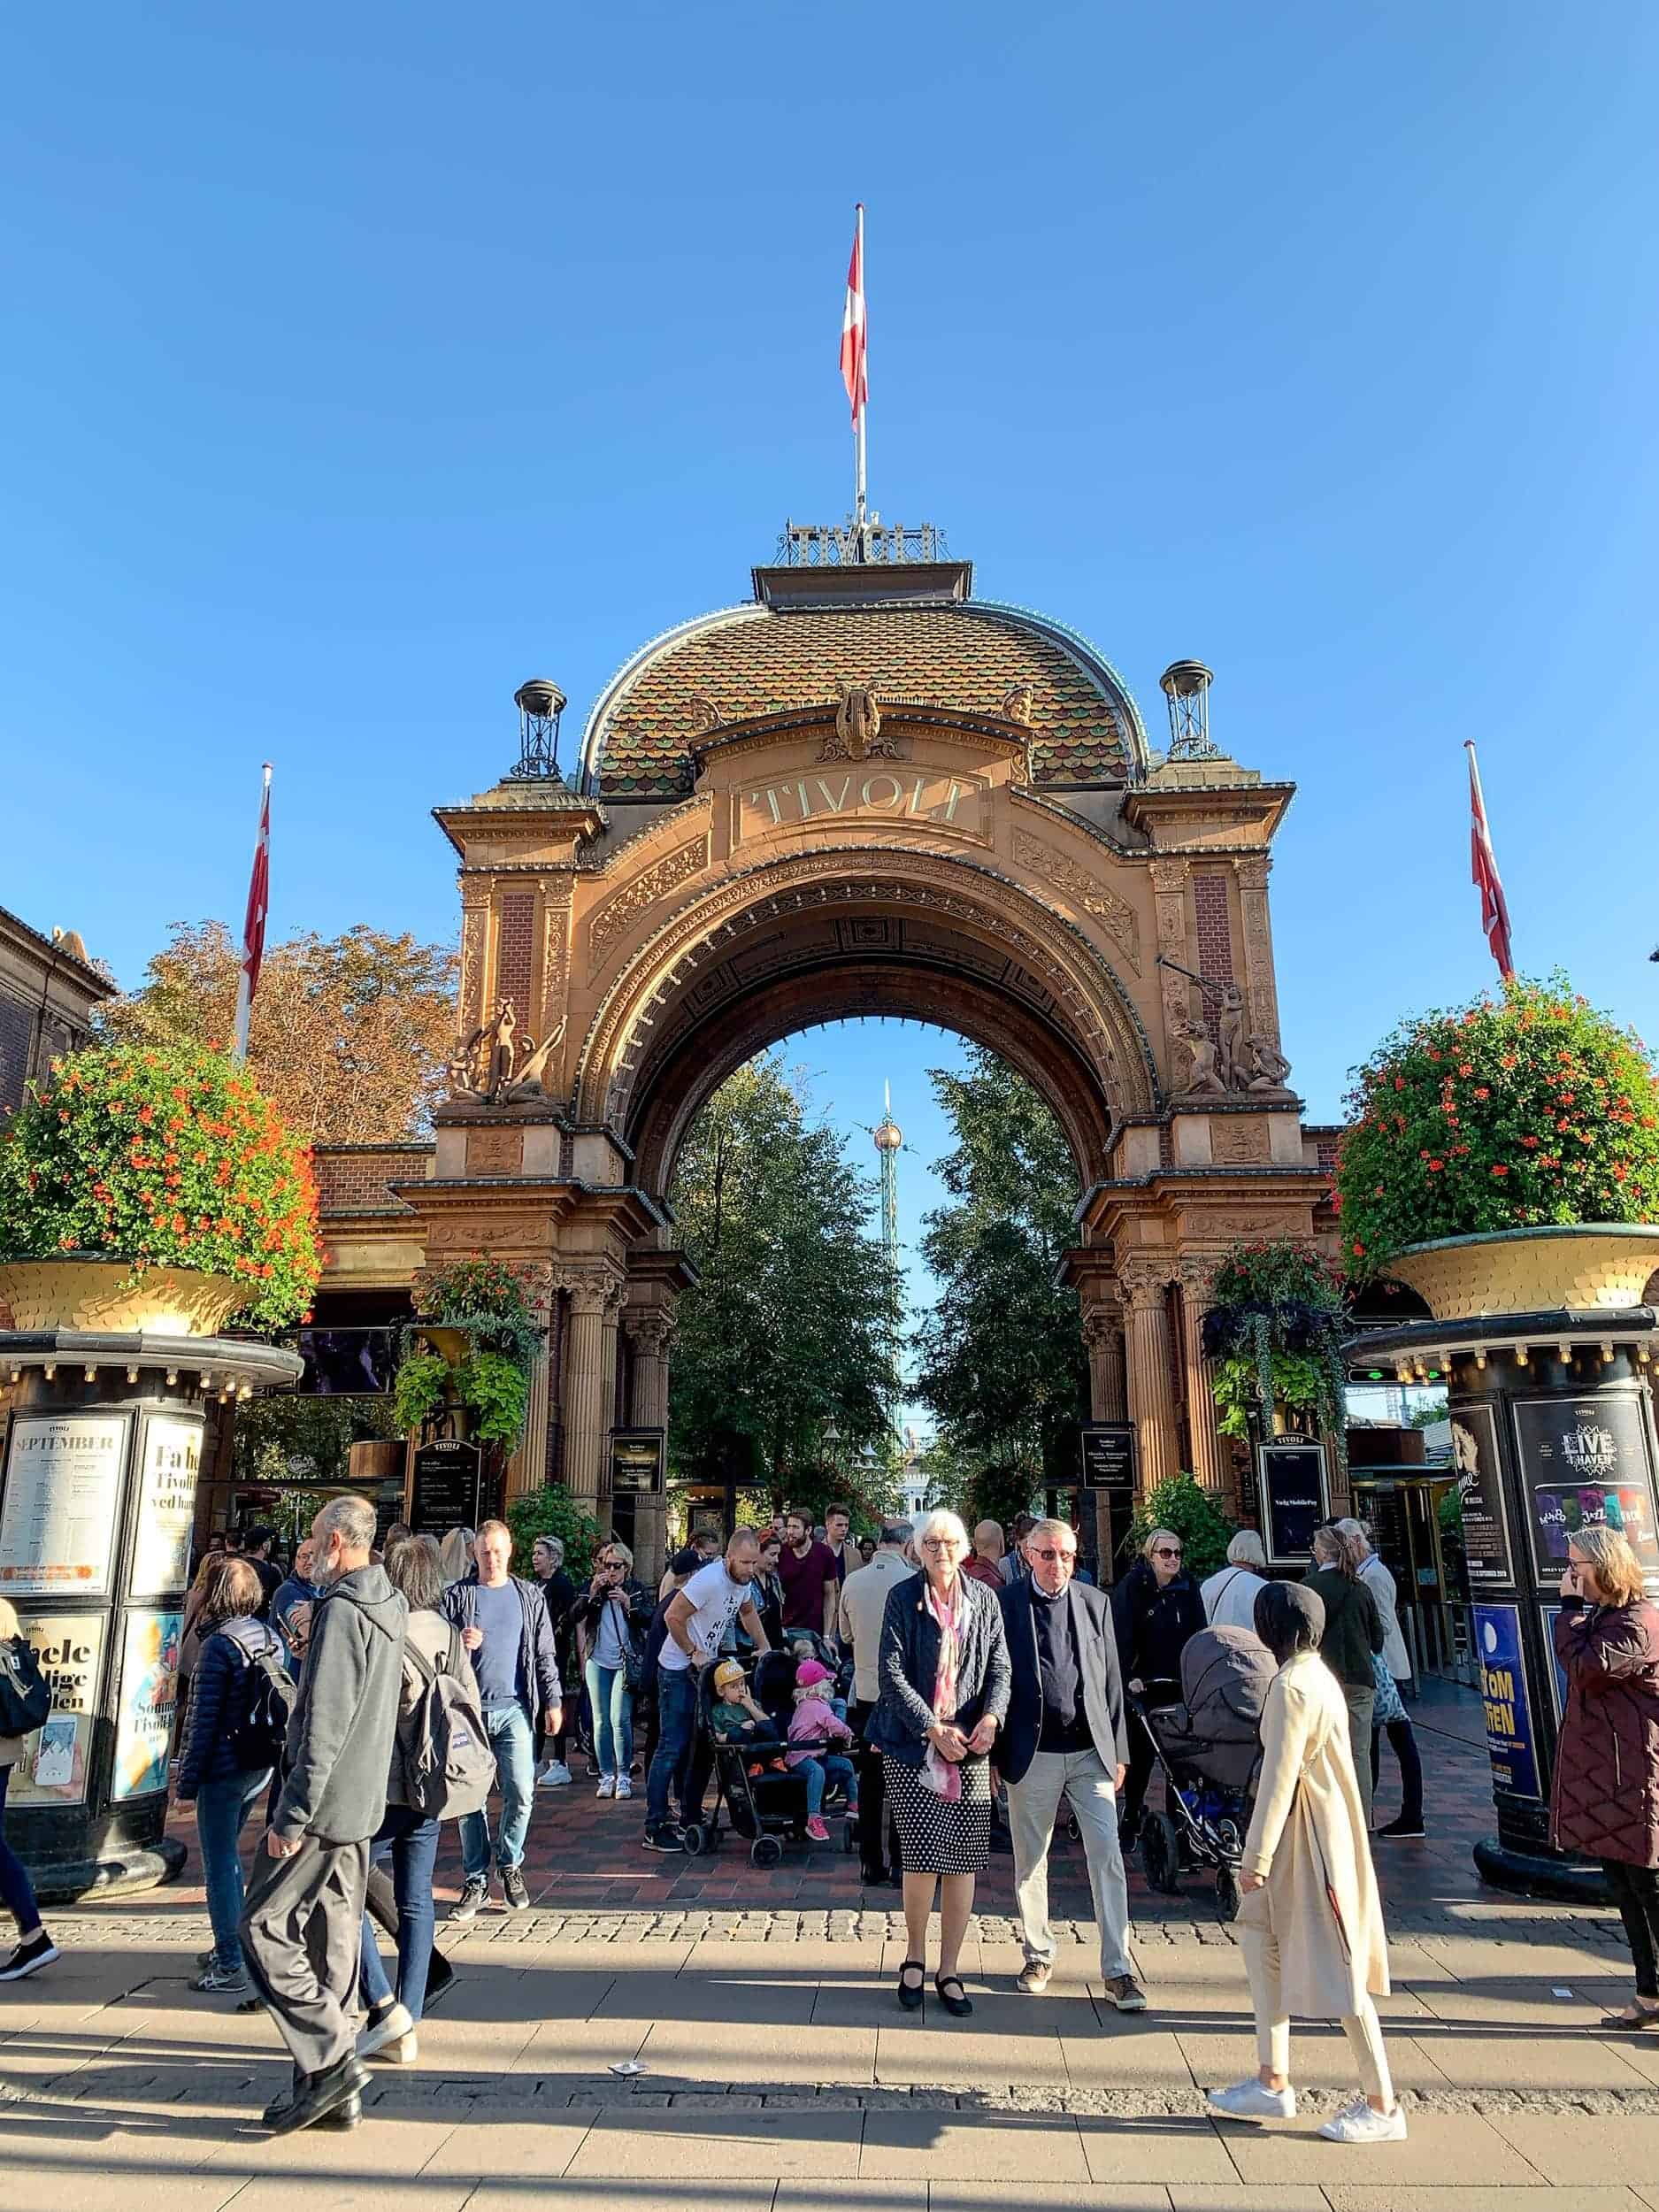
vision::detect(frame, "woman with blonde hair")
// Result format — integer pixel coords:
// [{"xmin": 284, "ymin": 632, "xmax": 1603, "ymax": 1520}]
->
[
  {"xmin": 437, "ymin": 1526, "xmax": 477, "ymax": 1587},
  {"xmin": 0, "ymin": 1597, "xmax": 58, "ymax": 1980},
  {"xmin": 1551, "ymin": 1525, "xmax": 1659, "ymax": 2029},
  {"xmin": 1111, "ymin": 1525, "xmax": 1206, "ymax": 1847},
  {"xmin": 867, "ymin": 1507, "xmax": 1010, "ymax": 2016}
]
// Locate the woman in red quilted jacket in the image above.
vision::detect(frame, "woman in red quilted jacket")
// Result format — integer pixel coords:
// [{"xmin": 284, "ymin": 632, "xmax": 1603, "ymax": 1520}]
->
[{"xmin": 1550, "ymin": 1525, "xmax": 1659, "ymax": 2029}]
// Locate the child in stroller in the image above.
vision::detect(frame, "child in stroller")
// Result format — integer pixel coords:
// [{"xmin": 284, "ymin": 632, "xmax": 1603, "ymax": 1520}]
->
[
  {"xmin": 687, "ymin": 1653, "xmax": 854, "ymax": 1866},
  {"xmin": 787, "ymin": 1659, "xmax": 859, "ymax": 1842},
  {"xmin": 1129, "ymin": 1624, "xmax": 1274, "ymax": 1919},
  {"xmin": 782, "ymin": 1629, "xmax": 852, "ymax": 1717}
]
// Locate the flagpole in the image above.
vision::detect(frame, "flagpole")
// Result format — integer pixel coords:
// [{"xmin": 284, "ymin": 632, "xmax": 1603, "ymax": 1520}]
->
[
  {"xmin": 233, "ymin": 762, "xmax": 272, "ymax": 1064},
  {"xmin": 854, "ymin": 204, "xmax": 867, "ymax": 552}
]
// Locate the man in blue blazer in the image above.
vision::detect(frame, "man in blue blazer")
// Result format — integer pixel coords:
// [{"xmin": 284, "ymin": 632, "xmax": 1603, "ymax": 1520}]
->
[{"xmin": 997, "ymin": 1517, "xmax": 1147, "ymax": 2011}]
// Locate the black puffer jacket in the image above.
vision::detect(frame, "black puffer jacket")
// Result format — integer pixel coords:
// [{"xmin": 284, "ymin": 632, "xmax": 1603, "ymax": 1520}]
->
[{"xmin": 1111, "ymin": 1558, "xmax": 1207, "ymax": 1687}]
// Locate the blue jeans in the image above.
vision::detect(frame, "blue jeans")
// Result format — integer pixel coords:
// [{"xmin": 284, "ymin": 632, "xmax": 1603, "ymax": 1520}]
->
[
  {"xmin": 357, "ymin": 1805, "xmax": 439, "ymax": 2024},
  {"xmin": 795, "ymin": 1753, "xmax": 858, "ymax": 1818},
  {"xmin": 0, "ymin": 1766, "xmax": 42, "ymax": 1938},
  {"xmin": 586, "ymin": 1657, "xmax": 634, "ymax": 1781},
  {"xmin": 194, "ymin": 1766, "xmax": 271, "ymax": 1971},
  {"xmin": 460, "ymin": 1704, "xmax": 536, "ymax": 1879},
  {"xmin": 646, "ymin": 1663, "xmax": 699, "ymax": 1826}
]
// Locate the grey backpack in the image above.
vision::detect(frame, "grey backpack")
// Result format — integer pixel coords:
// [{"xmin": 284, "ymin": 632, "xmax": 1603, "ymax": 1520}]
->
[{"xmin": 402, "ymin": 1631, "xmax": 495, "ymax": 1820}]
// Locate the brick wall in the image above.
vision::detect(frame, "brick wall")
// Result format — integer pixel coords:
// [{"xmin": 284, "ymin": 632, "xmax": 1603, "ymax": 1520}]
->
[
  {"xmin": 1192, "ymin": 873, "xmax": 1234, "ymax": 1042},
  {"xmin": 0, "ymin": 997, "xmax": 31, "ymax": 1116},
  {"xmin": 312, "ymin": 1144, "xmax": 433, "ymax": 1216},
  {"xmin": 497, "ymin": 893, "xmax": 535, "ymax": 1019}
]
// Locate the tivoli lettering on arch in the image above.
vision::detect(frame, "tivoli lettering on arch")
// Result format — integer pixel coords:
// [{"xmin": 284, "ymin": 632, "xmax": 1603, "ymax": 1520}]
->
[{"xmin": 734, "ymin": 769, "xmax": 987, "ymax": 844}]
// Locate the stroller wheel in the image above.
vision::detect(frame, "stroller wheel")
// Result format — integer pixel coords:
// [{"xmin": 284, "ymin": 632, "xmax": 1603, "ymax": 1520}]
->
[
  {"xmin": 750, "ymin": 1835, "xmax": 784, "ymax": 1869},
  {"xmin": 1215, "ymin": 1863, "xmax": 1241, "ymax": 1923},
  {"xmin": 1141, "ymin": 1812, "xmax": 1183, "ymax": 1896},
  {"xmin": 681, "ymin": 1821, "xmax": 710, "ymax": 1857}
]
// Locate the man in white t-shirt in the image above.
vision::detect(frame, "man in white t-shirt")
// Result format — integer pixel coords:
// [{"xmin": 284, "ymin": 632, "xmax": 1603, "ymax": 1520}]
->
[{"xmin": 643, "ymin": 1530, "xmax": 768, "ymax": 1852}]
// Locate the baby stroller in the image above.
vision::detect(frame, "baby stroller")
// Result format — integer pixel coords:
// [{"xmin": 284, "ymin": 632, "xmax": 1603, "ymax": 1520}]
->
[
  {"xmin": 684, "ymin": 1650, "xmax": 853, "ymax": 1867},
  {"xmin": 1131, "ymin": 1625, "xmax": 1274, "ymax": 1921}
]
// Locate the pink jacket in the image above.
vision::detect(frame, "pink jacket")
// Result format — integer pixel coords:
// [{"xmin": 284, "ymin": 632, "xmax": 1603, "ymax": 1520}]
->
[{"xmin": 787, "ymin": 1694, "xmax": 852, "ymax": 1767}]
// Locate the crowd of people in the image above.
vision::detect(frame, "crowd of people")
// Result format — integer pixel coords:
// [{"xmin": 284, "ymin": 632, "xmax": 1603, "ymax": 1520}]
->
[{"xmin": 4, "ymin": 1490, "xmax": 1659, "ymax": 2150}]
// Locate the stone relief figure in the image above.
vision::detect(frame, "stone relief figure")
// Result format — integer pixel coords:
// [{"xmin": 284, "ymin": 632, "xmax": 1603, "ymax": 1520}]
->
[
  {"xmin": 1156, "ymin": 957, "xmax": 1259, "ymax": 1094},
  {"xmin": 448, "ymin": 1000, "xmax": 567, "ymax": 1105},
  {"xmin": 820, "ymin": 680, "xmax": 896, "ymax": 762},
  {"xmin": 1183, "ymin": 1019, "xmax": 1228, "ymax": 1096},
  {"xmin": 686, "ymin": 693, "xmax": 721, "ymax": 736},
  {"xmin": 1245, "ymin": 1033, "xmax": 1294, "ymax": 1094},
  {"xmin": 1002, "ymin": 679, "xmax": 1036, "ymax": 727}
]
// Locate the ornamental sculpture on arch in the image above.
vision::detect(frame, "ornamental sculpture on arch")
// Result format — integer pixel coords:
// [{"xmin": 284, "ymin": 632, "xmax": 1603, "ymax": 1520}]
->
[{"xmin": 329, "ymin": 521, "xmax": 1331, "ymax": 1572}]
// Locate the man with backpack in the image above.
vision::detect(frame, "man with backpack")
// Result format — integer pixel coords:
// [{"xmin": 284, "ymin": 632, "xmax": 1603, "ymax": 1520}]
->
[
  {"xmin": 442, "ymin": 1518, "xmax": 563, "ymax": 1919},
  {"xmin": 175, "ymin": 1555, "xmax": 294, "ymax": 1997},
  {"xmin": 355, "ymin": 1534, "xmax": 493, "ymax": 2066},
  {"xmin": 239, "ymin": 1495, "xmax": 406, "ymax": 2136}
]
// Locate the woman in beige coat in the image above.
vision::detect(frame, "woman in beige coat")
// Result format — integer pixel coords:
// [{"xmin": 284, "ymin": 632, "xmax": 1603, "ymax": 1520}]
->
[{"xmin": 1208, "ymin": 1580, "xmax": 1404, "ymax": 2145}]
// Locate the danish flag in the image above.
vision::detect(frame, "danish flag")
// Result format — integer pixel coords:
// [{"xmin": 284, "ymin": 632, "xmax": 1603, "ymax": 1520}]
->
[
  {"xmin": 840, "ymin": 207, "xmax": 868, "ymax": 425},
  {"xmin": 233, "ymin": 764, "xmax": 272, "ymax": 1062},
  {"xmin": 1465, "ymin": 741, "xmax": 1514, "ymax": 980}
]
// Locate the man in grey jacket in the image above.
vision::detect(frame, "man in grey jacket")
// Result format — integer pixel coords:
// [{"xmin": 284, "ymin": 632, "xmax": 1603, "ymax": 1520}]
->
[{"xmin": 240, "ymin": 1494, "xmax": 407, "ymax": 2135}]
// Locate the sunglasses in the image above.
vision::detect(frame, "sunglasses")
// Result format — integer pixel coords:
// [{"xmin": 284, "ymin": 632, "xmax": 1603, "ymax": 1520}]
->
[
  {"xmin": 1031, "ymin": 1546, "xmax": 1076, "ymax": 1563},
  {"xmin": 1153, "ymin": 1547, "xmax": 1183, "ymax": 1559}
]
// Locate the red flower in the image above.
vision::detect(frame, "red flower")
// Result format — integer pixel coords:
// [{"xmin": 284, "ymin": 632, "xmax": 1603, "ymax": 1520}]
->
[
  {"xmin": 1428, "ymin": 1159, "xmax": 1444, "ymax": 1171},
  {"xmin": 1490, "ymin": 1164, "xmax": 1509, "ymax": 1178},
  {"xmin": 1474, "ymin": 1087, "xmax": 1490, "ymax": 1100},
  {"xmin": 1521, "ymin": 1135, "xmax": 1540, "ymax": 1148},
  {"xmin": 138, "ymin": 1104, "xmax": 154, "ymax": 1125}
]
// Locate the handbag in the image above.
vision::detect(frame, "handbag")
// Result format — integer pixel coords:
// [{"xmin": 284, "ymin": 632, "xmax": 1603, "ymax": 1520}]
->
[
  {"xmin": 0, "ymin": 1637, "xmax": 51, "ymax": 1738},
  {"xmin": 1371, "ymin": 1648, "xmax": 1406, "ymax": 1727}
]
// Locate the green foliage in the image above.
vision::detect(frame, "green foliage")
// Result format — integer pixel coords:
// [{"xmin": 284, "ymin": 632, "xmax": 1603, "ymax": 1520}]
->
[
  {"xmin": 1202, "ymin": 1240, "xmax": 1348, "ymax": 1465},
  {"xmin": 503, "ymin": 1484, "xmax": 604, "ymax": 1582},
  {"xmin": 1125, "ymin": 1473, "xmax": 1235, "ymax": 1579},
  {"xmin": 668, "ymin": 1054, "xmax": 899, "ymax": 1502},
  {"xmin": 910, "ymin": 1047, "xmax": 1087, "ymax": 1499},
  {"xmin": 233, "ymin": 1389, "xmax": 399, "ymax": 1490},
  {"xmin": 1337, "ymin": 973, "xmax": 1659, "ymax": 1275},
  {"xmin": 457, "ymin": 1350, "xmax": 529, "ymax": 1445},
  {"xmin": 392, "ymin": 1255, "xmax": 542, "ymax": 1448},
  {"xmin": 0, "ymin": 1040, "xmax": 324, "ymax": 1328},
  {"xmin": 391, "ymin": 1350, "xmax": 450, "ymax": 1435}
]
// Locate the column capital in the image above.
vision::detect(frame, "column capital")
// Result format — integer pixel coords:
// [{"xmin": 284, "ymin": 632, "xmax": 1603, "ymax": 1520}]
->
[
  {"xmin": 623, "ymin": 1310, "xmax": 677, "ymax": 1359},
  {"xmin": 1117, "ymin": 1255, "xmax": 1171, "ymax": 1305},
  {"xmin": 1148, "ymin": 856, "xmax": 1191, "ymax": 895},
  {"xmin": 1177, "ymin": 1255, "xmax": 1217, "ymax": 1300},
  {"xmin": 1079, "ymin": 1305, "xmax": 1122, "ymax": 1350},
  {"xmin": 1234, "ymin": 853, "xmax": 1272, "ymax": 891},
  {"xmin": 552, "ymin": 1265, "xmax": 626, "ymax": 1319}
]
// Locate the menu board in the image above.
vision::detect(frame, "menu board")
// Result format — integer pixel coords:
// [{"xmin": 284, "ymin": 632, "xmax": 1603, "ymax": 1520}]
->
[
  {"xmin": 1451, "ymin": 1403, "xmax": 1514, "ymax": 1590},
  {"xmin": 610, "ymin": 1430, "xmax": 665, "ymax": 1496},
  {"xmin": 409, "ymin": 1440, "xmax": 483, "ymax": 1534},
  {"xmin": 111, "ymin": 1608, "xmax": 181, "ymax": 1801},
  {"xmin": 1513, "ymin": 1394, "xmax": 1659, "ymax": 1591},
  {"xmin": 0, "ymin": 1413, "xmax": 127, "ymax": 1594},
  {"xmin": 129, "ymin": 1415, "xmax": 203, "ymax": 1598},
  {"xmin": 1473, "ymin": 1601, "xmax": 1542, "ymax": 1799},
  {"xmin": 1258, "ymin": 1441, "xmax": 1328, "ymax": 1562},
  {"xmin": 4, "ymin": 1609, "xmax": 106, "ymax": 1807}
]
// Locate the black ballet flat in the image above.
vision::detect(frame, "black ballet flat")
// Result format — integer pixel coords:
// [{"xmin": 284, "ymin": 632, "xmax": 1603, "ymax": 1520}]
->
[
  {"xmin": 897, "ymin": 1958, "xmax": 926, "ymax": 2011},
  {"xmin": 933, "ymin": 1972, "xmax": 973, "ymax": 2017}
]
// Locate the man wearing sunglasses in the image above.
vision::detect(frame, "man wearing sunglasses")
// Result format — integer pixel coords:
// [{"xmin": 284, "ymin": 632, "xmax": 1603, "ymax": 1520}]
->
[{"xmin": 996, "ymin": 1517, "xmax": 1146, "ymax": 2011}]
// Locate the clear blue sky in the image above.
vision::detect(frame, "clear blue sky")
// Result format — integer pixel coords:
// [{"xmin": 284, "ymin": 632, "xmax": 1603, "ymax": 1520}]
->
[{"xmin": 5, "ymin": 3, "xmax": 1657, "ymax": 1350}]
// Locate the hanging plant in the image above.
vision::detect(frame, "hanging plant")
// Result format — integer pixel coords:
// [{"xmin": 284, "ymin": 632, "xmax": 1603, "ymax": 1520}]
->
[
  {"xmin": 1336, "ymin": 972, "xmax": 1659, "ymax": 1277},
  {"xmin": 391, "ymin": 1253, "xmax": 541, "ymax": 1448},
  {"xmin": 1201, "ymin": 1240, "xmax": 1349, "ymax": 1468}
]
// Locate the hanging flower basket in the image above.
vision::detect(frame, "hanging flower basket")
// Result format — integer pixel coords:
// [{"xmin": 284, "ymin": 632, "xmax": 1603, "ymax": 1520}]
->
[
  {"xmin": 1202, "ymin": 1240, "xmax": 1349, "ymax": 1459},
  {"xmin": 392, "ymin": 1256, "xmax": 542, "ymax": 1447}
]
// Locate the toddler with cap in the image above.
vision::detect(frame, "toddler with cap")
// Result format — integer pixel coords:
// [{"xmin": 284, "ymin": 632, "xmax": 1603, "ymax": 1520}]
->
[
  {"xmin": 788, "ymin": 1659, "xmax": 859, "ymax": 1841},
  {"xmin": 708, "ymin": 1660, "xmax": 783, "ymax": 1760}
]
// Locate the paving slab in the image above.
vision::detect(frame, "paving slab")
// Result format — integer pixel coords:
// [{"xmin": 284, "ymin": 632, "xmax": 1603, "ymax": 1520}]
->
[
  {"xmin": 564, "ymin": 2104, "xmax": 864, "ymax": 2177},
  {"xmin": 1172, "ymin": 2023, "xmax": 1452, "ymax": 2095},
  {"xmin": 1061, "ymin": 2021, "xmax": 1197, "ymax": 2089},
  {"xmin": 0, "ymin": 2161, "xmax": 236, "ymax": 2212},
  {"xmin": 931, "ymin": 2188, "xmax": 1167, "ymax": 2212},
  {"xmin": 773, "ymin": 2187, "xmax": 927, "ymax": 2211},
  {"xmin": 643, "ymin": 2014, "xmax": 878, "ymax": 2084},
  {"xmin": 1403, "ymin": 2027, "xmax": 1652, "ymax": 2091},
  {"xmin": 415, "ymin": 2108, "xmax": 602, "ymax": 2177},
  {"xmin": 219, "ymin": 2181, "xmax": 478, "ymax": 2212},
  {"xmin": 1168, "ymin": 2190, "xmax": 1327, "ymax": 2212},
  {"xmin": 1322, "ymin": 2189, "xmax": 1651, "ymax": 2212},
  {"xmin": 1074, "ymin": 2113, "xmax": 1240, "ymax": 2186},
  {"xmin": 468, "ymin": 2188, "xmax": 776, "ymax": 2212},
  {"xmin": 202, "ymin": 2113, "xmax": 459, "ymax": 2179},
  {"xmin": 1217, "ymin": 2108, "xmax": 1545, "ymax": 2188},
  {"xmin": 860, "ymin": 2110, "xmax": 1089, "ymax": 2181},
  {"xmin": 872, "ymin": 2019, "xmax": 1070, "ymax": 2086},
  {"xmin": 1486, "ymin": 2113, "xmax": 1659, "ymax": 2188}
]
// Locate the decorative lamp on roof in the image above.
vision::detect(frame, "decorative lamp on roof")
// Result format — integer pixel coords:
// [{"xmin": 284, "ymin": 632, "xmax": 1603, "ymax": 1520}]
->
[
  {"xmin": 1158, "ymin": 660, "xmax": 1220, "ymax": 762},
  {"xmin": 511, "ymin": 679, "xmax": 568, "ymax": 782},
  {"xmin": 873, "ymin": 1111, "xmax": 902, "ymax": 1153}
]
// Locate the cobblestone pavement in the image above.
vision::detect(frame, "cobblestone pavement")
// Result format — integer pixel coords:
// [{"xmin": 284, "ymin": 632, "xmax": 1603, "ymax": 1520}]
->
[{"xmin": 8, "ymin": 1690, "xmax": 1659, "ymax": 2208}]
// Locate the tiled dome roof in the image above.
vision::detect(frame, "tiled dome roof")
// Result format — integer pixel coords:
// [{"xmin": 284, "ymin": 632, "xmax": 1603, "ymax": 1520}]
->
[{"xmin": 580, "ymin": 598, "xmax": 1147, "ymax": 797}]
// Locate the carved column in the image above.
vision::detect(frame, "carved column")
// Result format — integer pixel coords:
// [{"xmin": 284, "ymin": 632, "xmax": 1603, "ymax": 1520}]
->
[
  {"xmin": 623, "ymin": 1310, "xmax": 675, "ymax": 1586},
  {"xmin": 1151, "ymin": 857, "xmax": 1194, "ymax": 1092},
  {"xmin": 1179, "ymin": 1259, "xmax": 1230, "ymax": 1501},
  {"xmin": 506, "ymin": 1282, "xmax": 557, "ymax": 1505},
  {"xmin": 1234, "ymin": 855, "xmax": 1282, "ymax": 1051},
  {"xmin": 558, "ymin": 1269, "xmax": 626, "ymax": 1513},
  {"xmin": 1081, "ymin": 1302, "xmax": 1129, "ymax": 1576},
  {"xmin": 457, "ymin": 895, "xmax": 492, "ymax": 1041},
  {"xmin": 1121, "ymin": 1261, "xmax": 1180, "ymax": 1498}
]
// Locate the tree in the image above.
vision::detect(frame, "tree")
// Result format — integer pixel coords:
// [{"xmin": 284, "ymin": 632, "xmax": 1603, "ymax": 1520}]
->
[
  {"xmin": 668, "ymin": 1054, "xmax": 899, "ymax": 1513},
  {"xmin": 98, "ymin": 919, "xmax": 457, "ymax": 1141},
  {"xmin": 910, "ymin": 1047, "xmax": 1088, "ymax": 1502}
]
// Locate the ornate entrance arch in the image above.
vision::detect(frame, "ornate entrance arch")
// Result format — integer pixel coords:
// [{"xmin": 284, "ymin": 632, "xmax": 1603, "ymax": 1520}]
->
[{"xmin": 358, "ymin": 544, "xmax": 1330, "ymax": 1576}]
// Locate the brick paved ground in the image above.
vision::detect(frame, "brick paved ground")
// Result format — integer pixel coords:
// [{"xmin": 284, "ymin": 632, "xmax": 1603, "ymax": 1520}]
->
[{"xmin": 9, "ymin": 1679, "xmax": 1655, "ymax": 2208}]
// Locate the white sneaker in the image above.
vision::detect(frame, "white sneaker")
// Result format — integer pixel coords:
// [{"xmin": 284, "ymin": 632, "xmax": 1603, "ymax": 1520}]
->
[
  {"xmin": 596, "ymin": 1775, "xmax": 617, "ymax": 1799},
  {"xmin": 356, "ymin": 2001, "xmax": 414, "ymax": 2061},
  {"xmin": 539, "ymin": 1761, "xmax": 572, "ymax": 1788},
  {"xmin": 370, "ymin": 2027, "xmax": 419, "ymax": 2066},
  {"xmin": 615, "ymin": 1777, "xmax": 633, "ymax": 1800},
  {"xmin": 1207, "ymin": 2078, "xmax": 1298, "ymax": 2121},
  {"xmin": 1318, "ymin": 2099, "xmax": 1408, "ymax": 2144}
]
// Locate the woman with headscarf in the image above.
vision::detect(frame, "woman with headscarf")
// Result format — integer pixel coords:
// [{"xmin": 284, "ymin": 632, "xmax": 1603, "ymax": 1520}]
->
[
  {"xmin": 1208, "ymin": 1580, "xmax": 1404, "ymax": 2144},
  {"xmin": 1549, "ymin": 1525, "xmax": 1659, "ymax": 2029},
  {"xmin": 867, "ymin": 1507, "xmax": 1010, "ymax": 2017}
]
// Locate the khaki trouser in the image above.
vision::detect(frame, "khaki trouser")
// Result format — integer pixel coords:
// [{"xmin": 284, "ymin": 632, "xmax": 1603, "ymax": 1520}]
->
[{"xmin": 1006, "ymin": 1747, "xmax": 1133, "ymax": 1982}]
